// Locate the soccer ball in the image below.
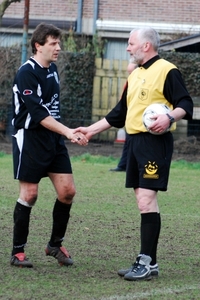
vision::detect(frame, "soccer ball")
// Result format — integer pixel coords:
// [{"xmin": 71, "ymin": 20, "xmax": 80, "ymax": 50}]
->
[{"xmin": 142, "ymin": 103, "xmax": 171, "ymax": 135}]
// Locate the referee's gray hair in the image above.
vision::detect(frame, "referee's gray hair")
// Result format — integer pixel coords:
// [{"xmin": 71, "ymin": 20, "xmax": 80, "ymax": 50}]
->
[{"xmin": 130, "ymin": 27, "xmax": 160, "ymax": 51}]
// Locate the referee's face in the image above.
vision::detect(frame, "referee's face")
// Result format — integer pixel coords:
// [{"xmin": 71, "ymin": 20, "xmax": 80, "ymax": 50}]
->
[
  {"xmin": 35, "ymin": 36, "xmax": 61, "ymax": 68},
  {"xmin": 127, "ymin": 31, "xmax": 146, "ymax": 65}
]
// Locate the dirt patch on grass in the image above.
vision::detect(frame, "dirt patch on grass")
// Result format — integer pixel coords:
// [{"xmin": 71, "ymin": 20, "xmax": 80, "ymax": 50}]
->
[{"xmin": 1, "ymin": 134, "xmax": 200, "ymax": 162}]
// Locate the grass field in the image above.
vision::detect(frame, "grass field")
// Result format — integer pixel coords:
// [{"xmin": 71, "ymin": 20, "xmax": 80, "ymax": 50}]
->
[{"xmin": 0, "ymin": 152, "xmax": 200, "ymax": 300}]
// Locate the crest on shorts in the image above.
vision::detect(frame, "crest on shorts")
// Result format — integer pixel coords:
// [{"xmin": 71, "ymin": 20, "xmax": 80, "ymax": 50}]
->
[{"xmin": 143, "ymin": 161, "xmax": 159, "ymax": 179}]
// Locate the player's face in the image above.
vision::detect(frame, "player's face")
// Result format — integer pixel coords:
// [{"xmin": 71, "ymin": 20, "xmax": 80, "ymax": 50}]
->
[
  {"xmin": 36, "ymin": 36, "xmax": 61, "ymax": 67},
  {"xmin": 127, "ymin": 32, "xmax": 146, "ymax": 65}
]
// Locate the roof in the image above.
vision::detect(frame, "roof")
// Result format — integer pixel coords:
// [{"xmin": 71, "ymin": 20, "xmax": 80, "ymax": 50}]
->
[{"xmin": 160, "ymin": 34, "xmax": 200, "ymax": 51}]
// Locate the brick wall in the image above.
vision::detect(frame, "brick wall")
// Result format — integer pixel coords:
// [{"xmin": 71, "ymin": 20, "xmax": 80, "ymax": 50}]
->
[
  {"xmin": 98, "ymin": 0, "xmax": 200, "ymax": 24},
  {"xmin": 3, "ymin": 0, "xmax": 78, "ymax": 19},
  {"xmin": 82, "ymin": 0, "xmax": 93, "ymax": 18},
  {"xmin": 3, "ymin": 0, "xmax": 200, "ymax": 26}
]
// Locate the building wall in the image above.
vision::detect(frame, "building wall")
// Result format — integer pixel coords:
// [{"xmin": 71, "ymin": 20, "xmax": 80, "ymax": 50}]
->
[
  {"xmin": 3, "ymin": 0, "xmax": 200, "ymax": 35},
  {"xmin": 3, "ymin": 0, "xmax": 78, "ymax": 19},
  {"xmin": 98, "ymin": 0, "xmax": 199, "ymax": 24}
]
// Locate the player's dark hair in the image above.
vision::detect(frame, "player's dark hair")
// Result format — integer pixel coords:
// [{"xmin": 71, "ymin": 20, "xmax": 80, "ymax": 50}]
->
[{"xmin": 31, "ymin": 23, "xmax": 62, "ymax": 54}]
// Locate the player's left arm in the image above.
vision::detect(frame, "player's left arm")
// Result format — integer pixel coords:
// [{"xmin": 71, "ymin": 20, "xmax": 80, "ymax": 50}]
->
[
  {"xmin": 149, "ymin": 107, "xmax": 187, "ymax": 132},
  {"xmin": 163, "ymin": 68, "xmax": 193, "ymax": 120},
  {"xmin": 149, "ymin": 69, "xmax": 193, "ymax": 133}
]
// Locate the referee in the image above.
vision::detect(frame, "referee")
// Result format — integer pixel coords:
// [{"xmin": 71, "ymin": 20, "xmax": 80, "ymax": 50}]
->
[
  {"xmin": 10, "ymin": 23, "xmax": 87, "ymax": 268},
  {"xmin": 75, "ymin": 27, "xmax": 193, "ymax": 281}
]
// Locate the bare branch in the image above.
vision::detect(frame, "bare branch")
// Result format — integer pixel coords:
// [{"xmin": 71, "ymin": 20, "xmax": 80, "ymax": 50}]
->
[{"xmin": 0, "ymin": 0, "xmax": 21, "ymax": 19}]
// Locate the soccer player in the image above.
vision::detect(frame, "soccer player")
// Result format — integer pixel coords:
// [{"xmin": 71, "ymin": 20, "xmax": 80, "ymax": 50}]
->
[
  {"xmin": 10, "ymin": 23, "xmax": 88, "ymax": 268},
  {"xmin": 75, "ymin": 27, "xmax": 193, "ymax": 281}
]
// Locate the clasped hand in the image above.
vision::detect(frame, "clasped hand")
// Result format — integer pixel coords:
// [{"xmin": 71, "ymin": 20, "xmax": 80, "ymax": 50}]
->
[
  {"xmin": 71, "ymin": 126, "xmax": 92, "ymax": 146},
  {"xmin": 70, "ymin": 127, "xmax": 91, "ymax": 146}
]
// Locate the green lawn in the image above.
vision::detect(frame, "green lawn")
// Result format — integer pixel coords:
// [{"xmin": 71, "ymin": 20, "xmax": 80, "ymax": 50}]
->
[{"xmin": 0, "ymin": 153, "xmax": 200, "ymax": 300}]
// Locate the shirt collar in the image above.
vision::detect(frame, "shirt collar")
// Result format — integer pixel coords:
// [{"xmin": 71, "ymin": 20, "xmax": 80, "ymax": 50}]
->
[{"xmin": 139, "ymin": 55, "xmax": 160, "ymax": 69}]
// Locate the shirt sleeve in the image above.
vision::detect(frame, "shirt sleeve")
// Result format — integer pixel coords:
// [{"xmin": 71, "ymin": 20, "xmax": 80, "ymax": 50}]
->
[
  {"xmin": 105, "ymin": 82, "xmax": 128, "ymax": 128},
  {"xmin": 163, "ymin": 69, "xmax": 193, "ymax": 120},
  {"xmin": 17, "ymin": 68, "xmax": 50, "ymax": 125}
]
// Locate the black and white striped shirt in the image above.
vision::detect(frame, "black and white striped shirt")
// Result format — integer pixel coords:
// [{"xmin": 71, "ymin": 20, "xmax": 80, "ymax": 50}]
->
[{"xmin": 12, "ymin": 57, "xmax": 60, "ymax": 130}]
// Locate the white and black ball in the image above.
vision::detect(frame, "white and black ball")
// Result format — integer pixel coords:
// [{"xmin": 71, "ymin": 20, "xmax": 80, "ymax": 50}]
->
[{"xmin": 142, "ymin": 103, "xmax": 172, "ymax": 135}]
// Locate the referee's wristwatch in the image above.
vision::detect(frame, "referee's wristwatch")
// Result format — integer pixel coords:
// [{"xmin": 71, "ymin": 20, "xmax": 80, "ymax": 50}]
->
[{"xmin": 166, "ymin": 113, "xmax": 175, "ymax": 126}]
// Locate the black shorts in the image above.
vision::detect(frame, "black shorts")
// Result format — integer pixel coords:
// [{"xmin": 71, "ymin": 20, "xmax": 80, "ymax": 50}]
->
[
  {"xmin": 12, "ymin": 128, "xmax": 72, "ymax": 183},
  {"xmin": 126, "ymin": 132, "xmax": 173, "ymax": 191}
]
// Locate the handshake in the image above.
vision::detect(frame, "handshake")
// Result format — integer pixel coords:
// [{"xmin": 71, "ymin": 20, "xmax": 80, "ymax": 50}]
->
[
  {"xmin": 70, "ymin": 126, "xmax": 91, "ymax": 146},
  {"xmin": 69, "ymin": 118, "xmax": 110, "ymax": 146}
]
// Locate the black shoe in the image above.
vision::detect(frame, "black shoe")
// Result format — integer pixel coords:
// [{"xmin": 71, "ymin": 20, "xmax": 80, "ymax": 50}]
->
[
  {"xmin": 118, "ymin": 262, "xmax": 159, "ymax": 277},
  {"xmin": 10, "ymin": 253, "xmax": 33, "ymax": 268},
  {"xmin": 109, "ymin": 167, "xmax": 125, "ymax": 172},
  {"xmin": 150, "ymin": 264, "xmax": 159, "ymax": 276},
  {"xmin": 45, "ymin": 243, "xmax": 73, "ymax": 266},
  {"xmin": 119, "ymin": 255, "xmax": 152, "ymax": 281},
  {"xmin": 118, "ymin": 266, "xmax": 132, "ymax": 277}
]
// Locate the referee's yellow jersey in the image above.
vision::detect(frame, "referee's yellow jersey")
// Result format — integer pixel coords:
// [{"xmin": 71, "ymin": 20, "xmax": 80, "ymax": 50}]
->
[{"xmin": 126, "ymin": 59, "xmax": 176, "ymax": 134}]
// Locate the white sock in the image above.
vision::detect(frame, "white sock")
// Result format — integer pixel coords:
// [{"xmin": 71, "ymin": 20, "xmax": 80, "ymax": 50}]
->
[{"xmin": 17, "ymin": 198, "xmax": 33, "ymax": 207}]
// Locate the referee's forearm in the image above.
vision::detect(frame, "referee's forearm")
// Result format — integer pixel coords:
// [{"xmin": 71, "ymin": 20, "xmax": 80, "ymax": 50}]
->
[
  {"xmin": 170, "ymin": 107, "xmax": 186, "ymax": 122},
  {"xmin": 87, "ymin": 118, "xmax": 111, "ymax": 135}
]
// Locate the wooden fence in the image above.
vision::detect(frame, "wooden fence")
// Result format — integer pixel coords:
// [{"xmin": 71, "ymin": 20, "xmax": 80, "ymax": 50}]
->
[{"xmin": 92, "ymin": 58, "xmax": 129, "ymax": 141}]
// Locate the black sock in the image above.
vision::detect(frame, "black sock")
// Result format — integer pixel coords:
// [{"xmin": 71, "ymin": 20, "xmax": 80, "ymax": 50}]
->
[
  {"xmin": 140, "ymin": 212, "xmax": 160, "ymax": 260},
  {"xmin": 150, "ymin": 213, "xmax": 161, "ymax": 265},
  {"xmin": 12, "ymin": 202, "xmax": 32, "ymax": 255},
  {"xmin": 49, "ymin": 199, "xmax": 72, "ymax": 247}
]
